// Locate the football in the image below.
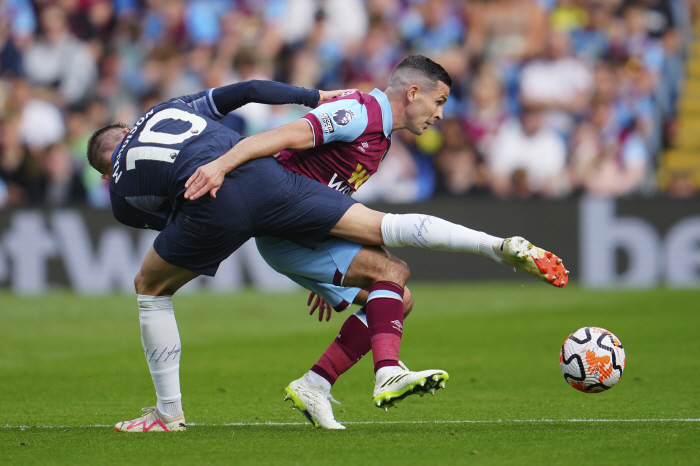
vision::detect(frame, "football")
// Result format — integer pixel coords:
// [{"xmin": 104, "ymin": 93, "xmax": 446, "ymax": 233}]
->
[{"xmin": 559, "ymin": 327, "xmax": 626, "ymax": 393}]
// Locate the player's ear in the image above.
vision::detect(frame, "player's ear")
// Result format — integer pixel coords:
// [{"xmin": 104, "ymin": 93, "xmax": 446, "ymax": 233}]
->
[{"xmin": 407, "ymin": 85, "xmax": 419, "ymax": 103}]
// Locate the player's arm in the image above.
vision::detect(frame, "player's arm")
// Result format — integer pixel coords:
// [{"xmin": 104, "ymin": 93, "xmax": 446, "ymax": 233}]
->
[
  {"xmin": 184, "ymin": 97, "xmax": 367, "ymax": 200},
  {"xmin": 179, "ymin": 80, "xmax": 352, "ymax": 119},
  {"xmin": 184, "ymin": 118, "xmax": 314, "ymax": 200}
]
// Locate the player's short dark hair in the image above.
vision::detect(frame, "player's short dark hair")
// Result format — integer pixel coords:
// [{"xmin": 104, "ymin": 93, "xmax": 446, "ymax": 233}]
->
[
  {"xmin": 86, "ymin": 123, "xmax": 129, "ymax": 175},
  {"xmin": 389, "ymin": 55, "xmax": 452, "ymax": 90}
]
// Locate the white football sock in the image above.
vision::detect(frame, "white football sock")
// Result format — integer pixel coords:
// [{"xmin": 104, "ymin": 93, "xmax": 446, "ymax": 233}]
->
[
  {"xmin": 381, "ymin": 213, "xmax": 504, "ymax": 264},
  {"xmin": 305, "ymin": 370, "xmax": 332, "ymax": 393},
  {"xmin": 138, "ymin": 294, "xmax": 183, "ymax": 417}
]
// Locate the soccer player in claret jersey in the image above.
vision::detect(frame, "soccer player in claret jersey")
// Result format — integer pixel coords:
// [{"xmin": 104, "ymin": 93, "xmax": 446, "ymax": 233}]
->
[
  {"xmin": 184, "ymin": 56, "xmax": 569, "ymax": 429},
  {"xmin": 89, "ymin": 78, "xmax": 480, "ymax": 433}
]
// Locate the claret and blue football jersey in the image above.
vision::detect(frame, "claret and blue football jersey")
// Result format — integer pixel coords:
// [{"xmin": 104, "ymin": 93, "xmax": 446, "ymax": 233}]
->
[{"xmin": 277, "ymin": 89, "xmax": 393, "ymax": 196}]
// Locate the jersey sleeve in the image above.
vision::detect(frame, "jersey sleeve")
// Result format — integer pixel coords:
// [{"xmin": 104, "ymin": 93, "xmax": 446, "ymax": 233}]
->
[
  {"xmin": 176, "ymin": 81, "xmax": 320, "ymax": 121},
  {"xmin": 303, "ymin": 99, "xmax": 368, "ymax": 146},
  {"xmin": 110, "ymin": 192, "xmax": 170, "ymax": 231}
]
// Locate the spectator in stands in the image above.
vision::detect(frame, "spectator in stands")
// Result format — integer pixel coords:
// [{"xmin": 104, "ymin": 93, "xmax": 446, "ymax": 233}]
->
[
  {"xmin": 487, "ymin": 105, "xmax": 569, "ymax": 199},
  {"xmin": 464, "ymin": 0, "xmax": 548, "ymax": 112},
  {"xmin": 434, "ymin": 118, "xmax": 484, "ymax": 196},
  {"xmin": 0, "ymin": 111, "xmax": 28, "ymax": 205},
  {"xmin": 570, "ymin": 96, "xmax": 649, "ymax": 197},
  {"xmin": 43, "ymin": 142, "xmax": 85, "ymax": 205},
  {"xmin": 519, "ymin": 27, "xmax": 594, "ymax": 138},
  {"xmin": 23, "ymin": 5, "xmax": 98, "ymax": 106},
  {"xmin": 462, "ymin": 63, "xmax": 509, "ymax": 159}
]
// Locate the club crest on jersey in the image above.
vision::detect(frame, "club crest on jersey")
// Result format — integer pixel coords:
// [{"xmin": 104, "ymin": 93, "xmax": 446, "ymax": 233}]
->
[
  {"xmin": 320, "ymin": 113, "xmax": 334, "ymax": 134},
  {"xmin": 333, "ymin": 109, "xmax": 355, "ymax": 127},
  {"xmin": 358, "ymin": 141, "xmax": 369, "ymax": 153}
]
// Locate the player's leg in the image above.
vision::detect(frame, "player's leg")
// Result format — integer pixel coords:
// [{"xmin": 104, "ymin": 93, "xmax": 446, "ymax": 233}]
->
[
  {"xmin": 338, "ymin": 246, "xmax": 448, "ymax": 410},
  {"xmin": 330, "ymin": 204, "xmax": 569, "ymax": 287},
  {"xmin": 306, "ymin": 285, "xmax": 413, "ymax": 391},
  {"xmin": 257, "ymin": 236, "xmax": 415, "ymax": 425},
  {"xmin": 283, "ymin": 282, "xmax": 413, "ymax": 429},
  {"xmin": 258, "ymin": 236, "xmax": 413, "ymax": 382},
  {"xmin": 339, "ymin": 246, "xmax": 410, "ymax": 377},
  {"xmin": 115, "ymin": 246, "xmax": 199, "ymax": 433},
  {"xmin": 117, "ymin": 183, "xmax": 255, "ymax": 433}
]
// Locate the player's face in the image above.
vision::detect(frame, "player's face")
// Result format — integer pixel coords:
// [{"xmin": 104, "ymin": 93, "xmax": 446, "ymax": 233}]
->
[{"xmin": 406, "ymin": 81, "xmax": 450, "ymax": 135}]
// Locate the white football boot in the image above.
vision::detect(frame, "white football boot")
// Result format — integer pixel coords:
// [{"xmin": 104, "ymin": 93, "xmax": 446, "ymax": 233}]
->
[
  {"xmin": 114, "ymin": 406, "xmax": 186, "ymax": 432},
  {"xmin": 284, "ymin": 377, "xmax": 346, "ymax": 429},
  {"xmin": 495, "ymin": 236, "xmax": 569, "ymax": 288},
  {"xmin": 372, "ymin": 365, "xmax": 449, "ymax": 412}
]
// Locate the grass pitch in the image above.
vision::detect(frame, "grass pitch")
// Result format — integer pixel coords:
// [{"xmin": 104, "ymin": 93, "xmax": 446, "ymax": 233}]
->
[{"xmin": 1, "ymin": 282, "xmax": 698, "ymax": 465}]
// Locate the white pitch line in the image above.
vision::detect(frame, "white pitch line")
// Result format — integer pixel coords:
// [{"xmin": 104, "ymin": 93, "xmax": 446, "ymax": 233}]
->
[{"xmin": 3, "ymin": 419, "xmax": 699, "ymax": 429}]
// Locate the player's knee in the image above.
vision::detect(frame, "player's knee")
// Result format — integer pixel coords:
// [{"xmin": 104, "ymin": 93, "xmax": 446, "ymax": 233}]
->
[
  {"xmin": 134, "ymin": 270, "xmax": 163, "ymax": 296},
  {"xmin": 393, "ymin": 258, "xmax": 411, "ymax": 287},
  {"xmin": 134, "ymin": 271, "xmax": 145, "ymax": 294},
  {"xmin": 403, "ymin": 287, "xmax": 414, "ymax": 318},
  {"xmin": 373, "ymin": 256, "xmax": 409, "ymax": 286}
]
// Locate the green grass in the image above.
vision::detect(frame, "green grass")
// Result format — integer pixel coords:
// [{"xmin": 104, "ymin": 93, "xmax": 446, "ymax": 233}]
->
[{"xmin": 1, "ymin": 283, "xmax": 698, "ymax": 465}]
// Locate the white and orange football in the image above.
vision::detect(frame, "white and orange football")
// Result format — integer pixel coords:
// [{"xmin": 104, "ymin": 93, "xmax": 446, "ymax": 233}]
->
[{"xmin": 559, "ymin": 327, "xmax": 626, "ymax": 393}]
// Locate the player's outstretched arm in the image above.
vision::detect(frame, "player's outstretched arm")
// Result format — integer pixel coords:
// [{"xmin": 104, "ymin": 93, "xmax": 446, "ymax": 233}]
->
[
  {"xmin": 184, "ymin": 119, "xmax": 314, "ymax": 200},
  {"xmin": 184, "ymin": 81, "xmax": 354, "ymax": 119}
]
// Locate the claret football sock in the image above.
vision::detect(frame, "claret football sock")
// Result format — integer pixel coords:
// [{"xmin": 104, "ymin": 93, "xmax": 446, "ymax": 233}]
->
[
  {"xmin": 365, "ymin": 281, "xmax": 405, "ymax": 373},
  {"xmin": 311, "ymin": 309, "xmax": 371, "ymax": 386},
  {"xmin": 381, "ymin": 213, "xmax": 504, "ymax": 264},
  {"xmin": 138, "ymin": 294, "xmax": 183, "ymax": 417}
]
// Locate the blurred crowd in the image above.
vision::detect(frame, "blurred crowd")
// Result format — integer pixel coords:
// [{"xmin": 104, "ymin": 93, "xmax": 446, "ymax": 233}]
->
[{"xmin": 0, "ymin": 0, "xmax": 696, "ymax": 208}]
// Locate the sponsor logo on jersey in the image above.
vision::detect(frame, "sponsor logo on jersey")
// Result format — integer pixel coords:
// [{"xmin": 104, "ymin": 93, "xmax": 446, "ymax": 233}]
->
[
  {"xmin": 358, "ymin": 141, "xmax": 369, "ymax": 153},
  {"xmin": 348, "ymin": 163, "xmax": 370, "ymax": 190},
  {"xmin": 332, "ymin": 109, "xmax": 355, "ymax": 126},
  {"xmin": 328, "ymin": 173, "xmax": 354, "ymax": 195},
  {"xmin": 320, "ymin": 113, "xmax": 334, "ymax": 134},
  {"xmin": 327, "ymin": 163, "xmax": 371, "ymax": 195}
]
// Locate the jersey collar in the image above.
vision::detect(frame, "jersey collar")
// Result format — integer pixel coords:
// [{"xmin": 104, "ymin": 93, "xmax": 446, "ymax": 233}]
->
[
  {"xmin": 369, "ymin": 88, "xmax": 393, "ymax": 138},
  {"xmin": 110, "ymin": 144, "xmax": 120, "ymax": 165}
]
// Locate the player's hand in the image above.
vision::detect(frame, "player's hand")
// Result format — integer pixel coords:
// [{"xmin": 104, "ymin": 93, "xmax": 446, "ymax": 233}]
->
[
  {"xmin": 319, "ymin": 89, "xmax": 357, "ymax": 103},
  {"xmin": 307, "ymin": 292, "xmax": 333, "ymax": 322},
  {"xmin": 184, "ymin": 160, "xmax": 226, "ymax": 200}
]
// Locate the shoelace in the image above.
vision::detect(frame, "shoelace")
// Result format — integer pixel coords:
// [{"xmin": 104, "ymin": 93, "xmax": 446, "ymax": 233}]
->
[
  {"xmin": 138, "ymin": 407, "xmax": 157, "ymax": 418},
  {"xmin": 326, "ymin": 393, "xmax": 341, "ymax": 405}
]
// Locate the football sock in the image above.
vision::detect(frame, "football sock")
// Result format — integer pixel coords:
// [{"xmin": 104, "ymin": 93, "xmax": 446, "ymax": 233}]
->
[
  {"xmin": 304, "ymin": 370, "xmax": 332, "ymax": 393},
  {"xmin": 381, "ymin": 213, "xmax": 504, "ymax": 264},
  {"xmin": 365, "ymin": 281, "xmax": 404, "ymax": 373},
  {"xmin": 311, "ymin": 309, "xmax": 371, "ymax": 386},
  {"xmin": 138, "ymin": 294, "xmax": 183, "ymax": 417}
]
